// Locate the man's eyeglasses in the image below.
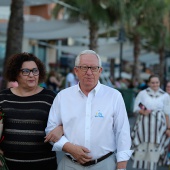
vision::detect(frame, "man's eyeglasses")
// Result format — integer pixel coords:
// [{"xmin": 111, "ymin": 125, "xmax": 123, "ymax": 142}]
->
[
  {"xmin": 76, "ymin": 66, "xmax": 100, "ymax": 72},
  {"xmin": 20, "ymin": 68, "xmax": 39, "ymax": 76}
]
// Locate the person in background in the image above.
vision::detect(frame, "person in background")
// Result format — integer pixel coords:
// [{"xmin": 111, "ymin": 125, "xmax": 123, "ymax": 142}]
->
[
  {"xmin": 165, "ymin": 81, "xmax": 170, "ymax": 166},
  {"xmin": 138, "ymin": 79, "xmax": 148, "ymax": 91},
  {"xmin": 45, "ymin": 49, "xmax": 133, "ymax": 170},
  {"xmin": 65, "ymin": 67, "xmax": 77, "ymax": 88},
  {"xmin": 0, "ymin": 52, "xmax": 63, "ymax": 170},
  {"xmin": 0, "ymin": 73, "xmax": 3, "ymax": 91},
  {"xmin": 46, "ymin": 70, "xmax": 65, "ymax": 93},
  {"xmin": 114, "ymin": 77, "xmax": 128, "ymax": 89},
  {"xmin": 131, "ymin": 75, "xmax": 170, "ymax": 170},
  {"xmin": 166, "ymin": 81, "xmax": 170, "ymax": 95},
  {"xmin": 114, "ymin": 77, "xmax": 122, "ymax": 89}
]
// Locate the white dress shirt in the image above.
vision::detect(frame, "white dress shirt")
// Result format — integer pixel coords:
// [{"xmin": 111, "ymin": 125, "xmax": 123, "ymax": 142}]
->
[{"xmin": 46, "ymin": 82, "xmax": 133, "ymax": 162}]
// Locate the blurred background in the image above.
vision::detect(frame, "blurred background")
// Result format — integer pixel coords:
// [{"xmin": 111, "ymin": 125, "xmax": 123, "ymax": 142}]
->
[
  {"xmin": 1, "ymin": 1, "xmax": 170, "ymax": 169},
  {"xmin": 0, "ymin": 0, "xmax": 170, "ymax": 85},
  {"xmin": 0, "ymin": 0, "xmax": 170, "ymax": 101}
]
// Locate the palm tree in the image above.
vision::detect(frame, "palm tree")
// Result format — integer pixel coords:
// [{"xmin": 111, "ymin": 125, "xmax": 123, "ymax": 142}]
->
[
  {"xmin": 124, "ymin": 0, "xmax": 167, "ymax": 83},
  {"xmin": 141, "ymin": 0, "xmax": 170, "ymax": 85},
  {"xmin": 52, "ymin": 0, "xmax": 121, "ymax": 51},
  {"xmin": 2, "ymin": 0, "xmax": 24, "ymax": 88}
]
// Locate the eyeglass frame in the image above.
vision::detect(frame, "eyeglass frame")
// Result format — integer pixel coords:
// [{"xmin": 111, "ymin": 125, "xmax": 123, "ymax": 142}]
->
[
  {"xmin": 20, "ymin": 68, "xmax": 39, "ymax": 76},
  {"xmin": 76, "ymin": 66, "xmax": 100, "ymax": 72}
]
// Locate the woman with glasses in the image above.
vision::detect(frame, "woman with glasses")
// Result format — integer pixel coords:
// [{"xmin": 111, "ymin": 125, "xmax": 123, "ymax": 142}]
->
[
  {"xmin": 131, "ymin": 75, "xmax": 170, "ymax": 170},
  {"xmin": 0, "ymin": 52, "xmax": 63, "ymax": 170}
]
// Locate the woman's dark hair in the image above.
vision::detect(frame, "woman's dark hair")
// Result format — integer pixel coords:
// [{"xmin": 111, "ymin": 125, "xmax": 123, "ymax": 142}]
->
[
  {"xmin": 148, "ymin": 74, "xmax": 160, "ymax": 82},
  {"xmin": 5, "ymin": 52, "xmax": 46, "ymax": 83}
]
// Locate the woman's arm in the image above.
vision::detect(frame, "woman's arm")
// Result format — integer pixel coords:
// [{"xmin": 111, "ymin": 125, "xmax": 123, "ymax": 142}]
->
[{"xmin": 44, "ymin": 125, "xmax": 63, "ymax": 143}]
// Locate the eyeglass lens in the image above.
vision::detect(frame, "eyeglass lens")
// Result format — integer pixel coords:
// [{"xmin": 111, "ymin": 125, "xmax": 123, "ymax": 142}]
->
[
  {"xmin": 78, "ymin": 66, "xmax": 99, "ymax": 72},
  {"xmin": 21, "ymin": 68, "xmax": 39, "ymax": 76}
]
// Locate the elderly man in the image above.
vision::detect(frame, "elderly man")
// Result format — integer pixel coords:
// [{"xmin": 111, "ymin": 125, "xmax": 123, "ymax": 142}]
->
[{"xmin": 45, "ymin": 50, "xmax": 133, "ymax": 170}]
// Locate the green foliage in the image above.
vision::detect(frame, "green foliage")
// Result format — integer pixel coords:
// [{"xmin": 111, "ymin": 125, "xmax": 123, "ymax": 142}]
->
[
  {"xmin": 124, "ymin": 0, "xmax": 170, "ymax": 48},
  {"xmin": 51, "ymin": 0, "xmax": 122, "ymax": 50},
  {"xmin": 52, "ymin": 0, "xmax": 122, "ymax": 27}
]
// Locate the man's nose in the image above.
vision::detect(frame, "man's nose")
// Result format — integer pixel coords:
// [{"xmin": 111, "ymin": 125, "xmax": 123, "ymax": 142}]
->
[{"xmin": 86, "ymin": 67, "xmax": 93, "ymax": 74}]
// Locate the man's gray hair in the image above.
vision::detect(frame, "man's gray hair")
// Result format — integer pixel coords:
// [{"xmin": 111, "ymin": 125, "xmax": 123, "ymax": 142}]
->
[{"xmin": 75, "ymin": 50, "xmax": 102, "ymax": 67}]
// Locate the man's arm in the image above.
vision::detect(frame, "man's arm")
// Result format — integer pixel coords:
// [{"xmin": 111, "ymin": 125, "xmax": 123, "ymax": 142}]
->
[
  {"xmin": 114, "ymin": 93, "xmax": 133, "ymax": 168},
  {"xmin": 45, "ymin": 95, "xmax": 92, "ymax": 164},
  {"xmin": 45, "ymin": 95, "xmax": 64, "ymax": 147}
]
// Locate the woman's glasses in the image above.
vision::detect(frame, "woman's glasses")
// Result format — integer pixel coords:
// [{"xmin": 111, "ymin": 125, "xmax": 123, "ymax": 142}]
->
[{"xmin": 20, "ymin": 68, "xmax": 39, "ymax": 76}]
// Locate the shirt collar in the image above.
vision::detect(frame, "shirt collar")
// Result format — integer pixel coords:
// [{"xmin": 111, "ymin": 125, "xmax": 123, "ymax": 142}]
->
[
  {"xmin": 146, "ymin": 87, "xmax": 165, "ymax": 97},
  {"xmin": 77, "ymin": 81, "xmax": 101, "ymax": 96},
  {"xmin": 94, "ymin": 81, "xmax": 101, "ymax": 95}
]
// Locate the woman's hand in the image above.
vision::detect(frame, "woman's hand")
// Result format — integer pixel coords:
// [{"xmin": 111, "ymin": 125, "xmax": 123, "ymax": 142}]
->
[
  {"xmin": 139, "ymin": 109, "xmax": 152, "ymax": 116},
  {"xmin": 0, "ymin": 149, "xmax": 4, "ymax": 167},
  {"xmin": 44, "ymin": 125, "xmax": 63, "ymax": 143},
  {"xmin": 166, "ymin": 129, "xmax": 170, "ymax": 137}
]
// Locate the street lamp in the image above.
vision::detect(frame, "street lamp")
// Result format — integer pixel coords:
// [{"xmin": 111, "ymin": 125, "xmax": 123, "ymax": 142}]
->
[{"xmin": 117, "ymin": 26, "xmax": 126, "ymax": 78}]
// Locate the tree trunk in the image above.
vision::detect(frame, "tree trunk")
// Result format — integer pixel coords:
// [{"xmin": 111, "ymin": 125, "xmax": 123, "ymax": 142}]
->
[
  {"xmin": 110, "ymin": 58, "xmax": 115, "ymax": 81},
  {"xmin": 158, "ymin": 47, "xmax": 165, "ymax": 87},
  {"xmin": 88, "ymin": 20, "xmax": 98, "ymax": 51},
  {"xmin": 132, "ymin": 34, "xmax": 140, "ymax": 84},
  {"xmin": 2, "ymin": 0, "xmax": 24, "ymax": 88},
  {"xmin": 4, "ymin": 0, "xmax": 24, "ymax": 69},
  {"xmin": 158, "ymin": 29, "xmax": 165, "ymax": 88}
]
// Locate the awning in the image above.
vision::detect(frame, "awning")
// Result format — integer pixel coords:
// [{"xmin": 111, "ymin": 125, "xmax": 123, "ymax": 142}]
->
[{"xmin": 0, "ymin": 19, "xmax": 114, "ymax": 40}]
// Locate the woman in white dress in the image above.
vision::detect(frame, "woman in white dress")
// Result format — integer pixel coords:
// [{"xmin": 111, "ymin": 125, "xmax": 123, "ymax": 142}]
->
[{"xmin": 131, "ymin": 75, "xmax": 170, "ymax": 170}]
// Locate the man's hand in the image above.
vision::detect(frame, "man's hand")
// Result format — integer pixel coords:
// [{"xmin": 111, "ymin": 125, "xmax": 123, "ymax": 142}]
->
[
  {"xmin": 117, "ymin": 161, "xmax": 127, "ymax": 169},
  {"xmin": 44, "ymin": 125, "xmax": 63, "ymax": 143},
  {"xmin": 63, "ymin": 142, "xmax": 92, "ymax": 164}
]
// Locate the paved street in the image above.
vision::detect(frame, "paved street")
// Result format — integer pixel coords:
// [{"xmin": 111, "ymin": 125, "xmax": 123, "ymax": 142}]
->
[{"xmin": 56, "ymin": 116, "xmax": 169, "ymax": 170}]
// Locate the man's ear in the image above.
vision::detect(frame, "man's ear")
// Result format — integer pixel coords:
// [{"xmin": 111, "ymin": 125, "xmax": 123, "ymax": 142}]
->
[
  {"xmin": 99, "ymin": 67, "xmax": 103, "ymax": 73},
  {"xmin": 74, "ymin": 67, "xmax": 78, "ymax": 76}
]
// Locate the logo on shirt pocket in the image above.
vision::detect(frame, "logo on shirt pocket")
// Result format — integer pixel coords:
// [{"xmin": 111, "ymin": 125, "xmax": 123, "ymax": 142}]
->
[{"xmin": 95, "ymin": 110, "xmax": 104, "ymax": 118}]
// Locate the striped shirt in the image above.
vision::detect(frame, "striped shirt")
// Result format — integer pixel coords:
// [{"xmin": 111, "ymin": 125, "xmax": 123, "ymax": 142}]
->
[{"xmin": 0, "ymin": 88, "xmax": 57, "ymax": 170}]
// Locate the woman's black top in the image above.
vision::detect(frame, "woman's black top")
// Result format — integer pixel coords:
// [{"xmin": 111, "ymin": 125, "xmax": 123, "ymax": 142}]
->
[{"xmin": 0, "ymin": 88, "xmax": 57, "ymax": 170}]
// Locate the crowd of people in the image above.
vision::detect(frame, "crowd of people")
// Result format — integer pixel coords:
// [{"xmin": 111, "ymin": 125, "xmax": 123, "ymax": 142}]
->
[{"xmin": 0, "ymin": 50, "xmax": 170, "ymax": 170}]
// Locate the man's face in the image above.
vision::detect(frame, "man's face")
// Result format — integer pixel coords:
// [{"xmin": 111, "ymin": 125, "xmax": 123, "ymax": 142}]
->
[
  {"xmin": 166, "ymin": 82, "xmax": 170, "ymax": 95},
  {"xmin": 74, "ymin": 54, "xmax": 102, "ymax": 90}
]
